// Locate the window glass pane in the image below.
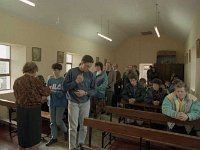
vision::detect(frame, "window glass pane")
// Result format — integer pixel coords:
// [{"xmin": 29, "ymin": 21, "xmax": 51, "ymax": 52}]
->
[
  {"xmin": 66, "ymin": 54, "xmax": 72, "ymax": 63},
  {"xmin": 0, "ymin": 76, "xmax": 10, "ymax": 90},
  {"xmin": 66, "ymin": 64, "xmax": 72, "ymax": 72},
  {"xmin": 0, "ymin": 45, "xmax": 10, "ymax": 59},
  {"xmin": 0, "ymin": 61, "xmax": 9, "ymax": 74}
]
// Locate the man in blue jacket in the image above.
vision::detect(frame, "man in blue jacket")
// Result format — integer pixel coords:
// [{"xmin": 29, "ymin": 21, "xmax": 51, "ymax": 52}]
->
[{"xmin": 63, "ymin": 55, "xmax": 96, "ymax": 150}]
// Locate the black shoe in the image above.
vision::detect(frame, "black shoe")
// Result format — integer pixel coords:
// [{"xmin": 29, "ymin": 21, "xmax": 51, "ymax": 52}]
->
[
  {"xmin": 64, "ymin": 131, "xmax": 68, "ymax": 141},
  {"xmin": 45, "ymin": 138, "xmax": 57, "ymax": 146},
  {"xmin": 78, "ymin": 143, "xmax": 84, "ymax": 150}
]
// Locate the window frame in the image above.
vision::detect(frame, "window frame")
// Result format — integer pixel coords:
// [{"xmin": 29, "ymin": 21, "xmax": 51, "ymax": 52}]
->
[
  {"xmin": 0, "ymin": 45, "xmax": 11, "ymax": 91},
  {"xmin": 66, "ymin": 53, "xmax": 73, "ymax": 72}
]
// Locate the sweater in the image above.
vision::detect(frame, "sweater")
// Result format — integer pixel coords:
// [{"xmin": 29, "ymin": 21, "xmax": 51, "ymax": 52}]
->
[{"xmin": 63, "ymin": 67, "xmax": 96, "ymax": 104}]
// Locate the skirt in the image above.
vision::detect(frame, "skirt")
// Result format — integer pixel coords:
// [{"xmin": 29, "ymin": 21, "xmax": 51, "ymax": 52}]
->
[{"xmin": 17, "ymin": 106, "xmax": 41, "ymax": 148}]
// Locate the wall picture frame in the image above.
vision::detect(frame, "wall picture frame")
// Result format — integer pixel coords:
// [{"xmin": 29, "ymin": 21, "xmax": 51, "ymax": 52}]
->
[
  {"xmin": 196, "ymin": 39, "xmax": 200, "ymax": 58},
  {"xmin": 57, "ymin": 51, "xmax": 64, "ymax": 63},
  {"xmin": 189, "ymin": 49, "xmax": 191, "ymax": 63},
  {"xmin": 96, "ymin": 57, "xmax": 99, "ymax": 62},
  {"xmin": 32, "ymin": 47, "xmax": 41, "ymax": 61},
  {"xmin": 186, "ymin": 52, "xmax": 188, "ymax": 64}
]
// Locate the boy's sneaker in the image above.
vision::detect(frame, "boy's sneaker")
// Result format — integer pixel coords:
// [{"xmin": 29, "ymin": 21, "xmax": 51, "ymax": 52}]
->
[
  {"xmin": 45, "ymin": 138, "xmax": 57, "ymax": 146},
  {"xmin": 78, "ymin": 143, "xmax": 84, "ymax": 150}
]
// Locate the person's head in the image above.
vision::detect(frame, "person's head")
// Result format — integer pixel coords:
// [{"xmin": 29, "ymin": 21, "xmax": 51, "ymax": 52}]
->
[
  {"xmin": 128, "ymin": 65, "xmax": 133, "ymax": 71},
  {"xmin": 175, "ymin": 81, "xmax": 188, "ymax": 100},
  {"xmin": 105, "ymin": 62, "xmax": 112, "ymax": 70},
  {"xmin": 95, "ymin": 62, "xmax": 103, "ymax": 72},
  {"xmin": 172, "ymin": 78, "xmax": 181, "ymax": 84},
  {"xmin": 133, "ymin": 65, "xmax": 137, "ymax": 69},
  {"xmin": 128, "ymin": 73, "xmax": 138, "ymax": 86},
  {"xmin": 139, "ymin": 78, "xmax": 147, "ymax": 87},
  {"xmin": 112, "ymin": 64, "xmax": 118, "ymax": 70},
  {"xmin": 23, "ymin": 62, "xmax": 38, "ymax": 76},
  {"xmin": 80, "ymin": 55, "xmax": 94, "ymax": 72},
  {"xmin": 37, "ymin": 75, "xmax": 46, "ymax": 86},
  {"xmin": 149, "ymin": 65, "xmax": 153, "ymax": 69},
  {"xmin": 152, "ymin": 78, "xmax": 162, "ymax": 91},
  {"xmin": 52, "ymin": 63, "xmax": 62, "ymax": 77}
]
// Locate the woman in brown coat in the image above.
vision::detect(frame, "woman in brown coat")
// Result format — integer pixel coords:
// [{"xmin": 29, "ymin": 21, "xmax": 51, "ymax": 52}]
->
[{"xmin": 13, "ymin": 62, "xmax": 50, "ymax": 150}]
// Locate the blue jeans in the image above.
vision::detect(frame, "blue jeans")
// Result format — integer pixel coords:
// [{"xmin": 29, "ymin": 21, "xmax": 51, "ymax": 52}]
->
[
  {"xmin": 49, "ymin": 107, "xmax": 68, "ymax": 139},
  {"xmin": 68, "ymin": 100, "xmax": 90, "ymax": 150}
]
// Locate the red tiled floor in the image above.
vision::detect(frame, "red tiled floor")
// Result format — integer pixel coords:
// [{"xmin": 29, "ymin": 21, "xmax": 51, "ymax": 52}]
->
[
  {"xmin": 0, "ymin": 124, "xmax": 18, "ymax": 150},
  {"xmin": 108, "ymin": 138, "xmax": 183, "ymax": 150}
]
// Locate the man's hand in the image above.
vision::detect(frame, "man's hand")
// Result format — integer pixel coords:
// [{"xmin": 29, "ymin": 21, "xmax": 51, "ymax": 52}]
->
[
  {"xmin": 152, "ymin": 100, "xmax": 160, "ymax": 106},
  {"xmin": 74, "ymin": 90, "xmax": 87, "ymax": 97},
  {"xmin": 128, "ymin": 98, "xmax": 136, "ymax": 104},
  {"xmin": 41, "ymin": 96, "xmax": 47, "ymax": 103},
  {"xmin": 75, "ymin": 74, "xmax": 84, "ymax": 84},
  {"xmin": 176, "ymin": 112, "xmax": 189, "ymax": 121}
]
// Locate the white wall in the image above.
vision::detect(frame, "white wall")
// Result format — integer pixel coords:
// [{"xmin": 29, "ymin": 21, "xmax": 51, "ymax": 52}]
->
[
  {"xmin": 0, "ymin": 9, "xmax": 113, "ymax": 119},
  {"xmin": 114, "ymin": 34, "xmax": 185, "ymax": 73},
  {"xmin": 185, "ymin": 4, "xmax": 200, "ymax": 98}
]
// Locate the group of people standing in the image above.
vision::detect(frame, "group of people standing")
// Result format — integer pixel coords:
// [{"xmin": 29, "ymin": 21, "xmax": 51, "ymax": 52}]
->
[{"xmin": 13, "ymin": 55, "xmax": 200, "ymax": 150}]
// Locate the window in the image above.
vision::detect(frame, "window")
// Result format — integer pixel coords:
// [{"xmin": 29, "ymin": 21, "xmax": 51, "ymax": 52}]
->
[
  {"xmin": 0, "ymin": 45, "xmax": 11, "ymax": 91},
  {"xmin": 66, "ymin": 54, "xmax": 73, "ymax": 72}
]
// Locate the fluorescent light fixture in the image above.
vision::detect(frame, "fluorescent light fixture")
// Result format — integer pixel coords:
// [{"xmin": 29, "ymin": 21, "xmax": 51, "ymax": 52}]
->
[
  {"xmin": 19, "ymin": 0, "xmax": 35, "ymax": 7},
  {"xmin": 97, "ymin": 32, "xmax": 112, "ymax": 42},
  {"xmin": 154, "ymin": 26, "xmax": 160, "ymax": 38}
]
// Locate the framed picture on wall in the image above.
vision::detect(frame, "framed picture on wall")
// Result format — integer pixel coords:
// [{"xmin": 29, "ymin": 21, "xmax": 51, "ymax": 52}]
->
[
  {"xmin": 32, "ymin": 47, "xmax": 41, "ymax": 61},
  {"xmin": 96, "ymin": 57, "xmax": 99, "ymax": 62},
  {"xmin": 196, "ymin": 39, "xmax": 200, "ymax": 58},
  {"xmin": 57, "ymin": 51, "xmax": 64, "ymax": 63},
  {"xmin": 186, "ymin": 52, "xmax": 188, "ymax": 64},
  {"xmin": 189, "ymin": 49, "xmax": 191, "ymax": 63}
]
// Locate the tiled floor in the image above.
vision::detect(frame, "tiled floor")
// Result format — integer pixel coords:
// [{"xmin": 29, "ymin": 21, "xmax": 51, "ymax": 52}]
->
[{"xmin": 0, "ymin": 114, "xmax": 183, "ymax": 150}]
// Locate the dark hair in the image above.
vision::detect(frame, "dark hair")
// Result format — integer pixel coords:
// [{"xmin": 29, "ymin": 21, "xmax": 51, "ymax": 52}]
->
[
  {"xmin": 172, "ymin": 79, "xmax": 182, "ymax": 84},
  {"xmin": 152, "ymin": 78, "xmax": 162, "ymax": 85},
  {"xmin": 81, "ymin": 55, "xmax": 94, "ymax": 63},
  {"xmin": 95, "ymin": 62, "xmax": 103, "ymax": 70},
  {"xmin": 139, "ymin": 78, "xmax": 146, "ymax": 83},
  {"xmin": 128, "ymin": 73, "xmax": 138, "ymax": 80},
  {"xmin": 23, "ymin": 62, "xmax": 38, "ymax": 73},
  {"xmin": 37, "ymin": 75, "xmax": 46, "ymax": 86},
  {"xmin": 52, "ymin": 63, "xmax": 62, "ymax": 70}
]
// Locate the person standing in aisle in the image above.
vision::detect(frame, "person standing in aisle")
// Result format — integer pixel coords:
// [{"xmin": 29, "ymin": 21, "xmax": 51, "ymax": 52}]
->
[
  {"xmin": 46, "ymin": 63, "xmax": 68, "ymax": 146},
  {"xmin": 63, "ymin": 55, "xmax": 96, "ymax": 150}
]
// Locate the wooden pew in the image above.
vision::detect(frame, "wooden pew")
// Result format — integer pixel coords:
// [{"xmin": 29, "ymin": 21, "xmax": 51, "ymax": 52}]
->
[
  {"xmin": 0, "ymin": 99, "xmax": 16, "ymax": 108},
  {"xmin": 121, "ymin": 99, "xmax": 161, "ymax": 112},
  {"xmin": 84, "ymin": 118, "xmax": 200, "ymax": 150},
  {"xmin": 105, "ymin": 106, "xmax": 200, "ymax": 129},
  {"xmin": 0, "ymin": 99, "xmax": 17, "ymax": 137},
  {"xmin": 0, "ymin": 99, "xmax": 51, "ymax": 138}
]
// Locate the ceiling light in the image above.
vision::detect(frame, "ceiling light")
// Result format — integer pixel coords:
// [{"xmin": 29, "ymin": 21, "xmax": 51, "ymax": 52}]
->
[
  {"xmin": 97, "ymin": 32, "xmax": 112, "ymax": 42},
  {"xmin": 97, "ymin": 17, "xmax": 112, "ymax": 42},
  {"xmin": 154, "ymin": 3, "xmax": 160, "ymax": 38},
  {"xmin": 154, "ymin": 26, "xmax": 160, "ymax": 38},
  {"xmin": 19, "ymin": 0, "xmax": 35, "ymax": 7}
]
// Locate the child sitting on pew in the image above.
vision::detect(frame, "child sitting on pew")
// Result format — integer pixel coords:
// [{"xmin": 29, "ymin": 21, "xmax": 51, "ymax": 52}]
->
[
  {"xmin": 162, "ymin": 81, "xmax": 200, "ymax": 135},
  {"xmin": 145, "ymin": 78, "xmax": 167, "ymax": 107}
]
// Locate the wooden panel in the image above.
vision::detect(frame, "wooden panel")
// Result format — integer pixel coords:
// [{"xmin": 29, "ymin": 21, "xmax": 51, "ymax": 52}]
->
[
  {"xmin": 154, "ymin": 64, "xmax": 184, "ymax": 82},
  {"xmin": 0, "ymin": 99, "xmax": 16, "ymax": 108},
  {"xmin": 84, "ymin": 118, "xmax": 200, "ymax": 150},
  {"xmin": 105, "ymin": 106, "xmax": 200, "ymax": 129}
]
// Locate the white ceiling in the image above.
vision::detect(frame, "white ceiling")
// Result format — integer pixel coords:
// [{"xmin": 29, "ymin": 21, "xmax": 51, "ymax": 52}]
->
[{"xmin": 0, "ymin": 0, "xmax": 199, "ymax": 48}]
